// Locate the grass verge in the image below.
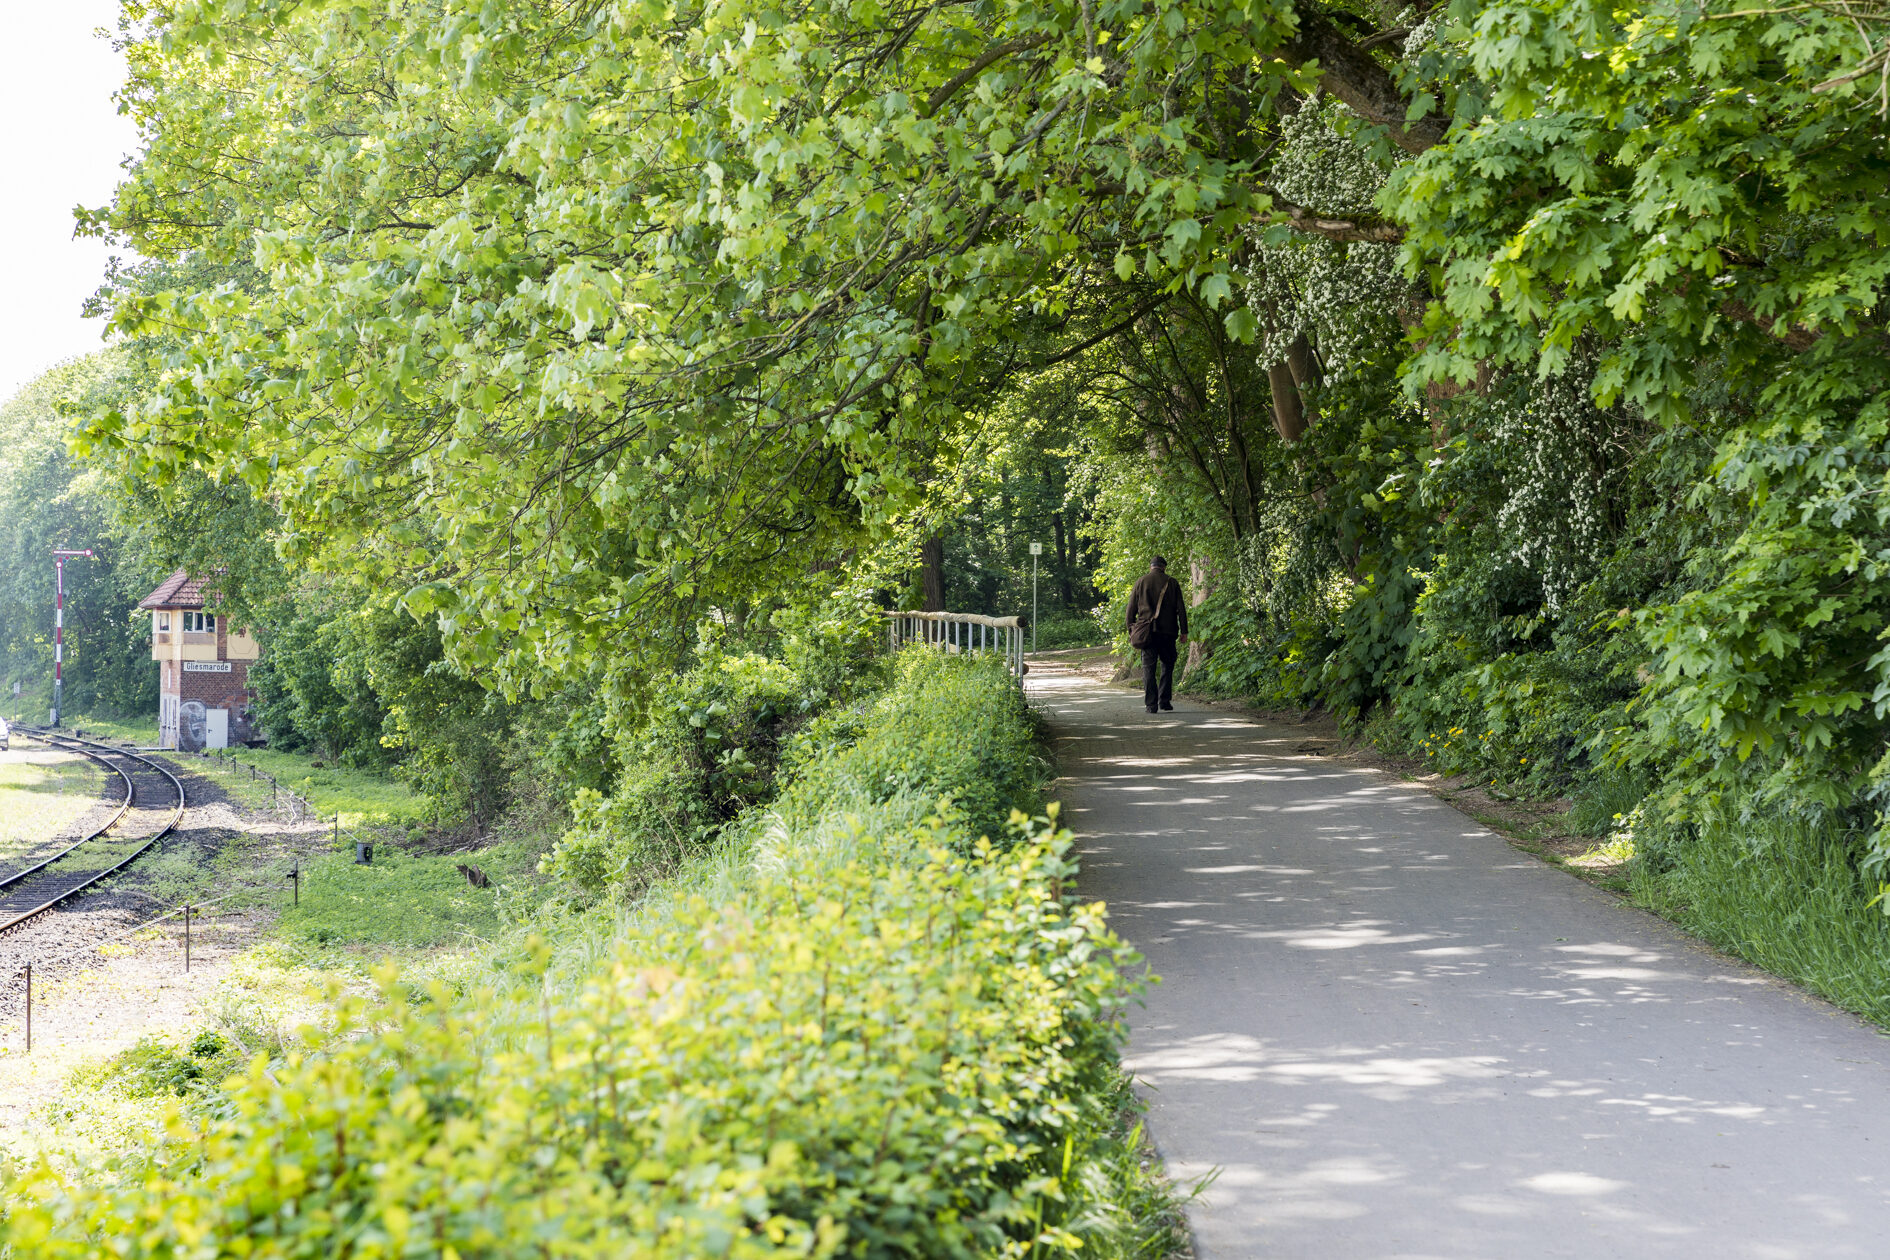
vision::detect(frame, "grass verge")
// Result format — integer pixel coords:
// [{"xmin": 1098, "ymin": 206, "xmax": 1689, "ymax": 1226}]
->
[
  {"xmin": 0, "ymin": 757, "xmax": 107, "ymax": 861},
  {"xmin": 269, "ymin": 836, "xmax": 545, "ymax": 950},
  {"xmin": 1631, "ymin": 816, "xmax": 1890, "ymax": 1027},
  {"xmin": 65, "ymin": 714, "xmax": 160, "ymax": 747},
  {"xmin": 195, "ymin": 745, "xmax": 431, "ymax": 827}
]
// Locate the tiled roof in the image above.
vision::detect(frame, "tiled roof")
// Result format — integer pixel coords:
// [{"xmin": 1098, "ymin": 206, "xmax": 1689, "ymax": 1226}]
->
[{"xmin": 137, "ymin": 569, "xmax": 220, "ymax": 610}]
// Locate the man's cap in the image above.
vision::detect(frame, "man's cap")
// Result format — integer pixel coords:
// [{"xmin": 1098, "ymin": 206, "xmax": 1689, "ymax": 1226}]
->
[{"xmin": 1151, "ymin": 556, "xmax": 1168, "ymax": 569}]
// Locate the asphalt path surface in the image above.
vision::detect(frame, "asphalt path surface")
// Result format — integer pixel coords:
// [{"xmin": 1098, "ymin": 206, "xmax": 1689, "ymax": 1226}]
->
[{"xmin": 1031, "ymin": 661, "xmax": 1890, "ymax": 1259}]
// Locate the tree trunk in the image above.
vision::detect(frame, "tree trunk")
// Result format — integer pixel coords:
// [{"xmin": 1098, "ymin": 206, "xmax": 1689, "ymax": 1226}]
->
[
  {"xmin": 1186, "ymin": 556, "xmax": 1215, "ymax": 674},
  {"xmin": 1053, "ymin": 512, "xmax": 1075, "ymax": 607},
  {"xmin": 920, "ymin": 535, "xmax": 945, "ymax": 611},
  {"xmin": 1267, "ymin": 362, "xmax": 1307, "ymax": 444},
  {"xmin": 1285, "ymin": 333, "xmax": 1321, "ymax": 392},
  {"xmin": 1281, "ymin": 6, "xmax": 1448, "ymax": 155}
]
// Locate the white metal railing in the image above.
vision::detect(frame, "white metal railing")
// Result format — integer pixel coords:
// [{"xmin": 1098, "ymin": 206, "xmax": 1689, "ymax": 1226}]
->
[{"xmin": 886, "ymin": 611, "xmax": 1026, "ymax": 677}]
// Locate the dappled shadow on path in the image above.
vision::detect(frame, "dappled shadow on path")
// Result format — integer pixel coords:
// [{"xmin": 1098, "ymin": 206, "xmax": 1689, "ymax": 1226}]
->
[{"xmin": 1032, "ymin": 663, "xmax": 1890, "ymax": 1260}]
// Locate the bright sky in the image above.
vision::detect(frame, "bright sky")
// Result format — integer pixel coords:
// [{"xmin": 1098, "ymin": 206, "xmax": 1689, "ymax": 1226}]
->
[{"xmin": 0, "ymin": 3, "xmax": 141, "ymax": 406}]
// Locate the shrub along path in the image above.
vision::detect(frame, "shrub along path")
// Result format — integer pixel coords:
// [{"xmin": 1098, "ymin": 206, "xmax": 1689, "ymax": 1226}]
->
[{"xmin": 1031, "ymin": 662, "xmax": 1890, "ymax": 1259}]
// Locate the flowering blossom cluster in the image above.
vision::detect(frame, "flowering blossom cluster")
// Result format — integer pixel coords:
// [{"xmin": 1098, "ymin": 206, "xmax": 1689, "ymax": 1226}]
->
[
  {"xmin": 1490, "ymin": 362, "xmax": 1630, "ymax": 611},
  {"xmin": 1244, "ymin": 101, "xmax": 1416, "ymax": 382}
]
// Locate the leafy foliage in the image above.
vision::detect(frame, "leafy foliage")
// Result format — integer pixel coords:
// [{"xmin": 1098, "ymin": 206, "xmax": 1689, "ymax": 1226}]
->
[
  {"xmin": 0, "ymin": 355, "xmax": 161, "ymax": 720},
  {"xmin": 71, "ymin": 1032, "xmax": 245, "ymax": 1102},
  {"xmin": 84, "ymin": 0, "xmax": 1310, "ymax": 704},
  {"xmin": 541, "ymin": 599, "xmax": 891, "ymax": 898},
  {"xmin": 1394, "ymin": 0, "xmax": 1890, "ymax": 846},
  {"xmin": 4, "ymin": 658, "xmax": 1152, "ymax": 1260},
  {"xmin": 778, "ymin": 649, "xmax": 1047, "ymax": 847}
]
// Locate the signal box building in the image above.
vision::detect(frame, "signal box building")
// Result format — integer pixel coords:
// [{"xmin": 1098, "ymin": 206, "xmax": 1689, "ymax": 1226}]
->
[{"xmin": 138, "ymin": 570, "xmax": 261, "ymax": 751}]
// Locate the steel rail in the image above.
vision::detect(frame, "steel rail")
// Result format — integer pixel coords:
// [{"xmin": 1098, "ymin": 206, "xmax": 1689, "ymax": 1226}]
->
[
  {"xmin": 0, "ymin": 733, "xmax": 136, "ymax": 892},
  {"xmin": 0, "ymin": 728, "xmax": 187, "ymax": 935}
]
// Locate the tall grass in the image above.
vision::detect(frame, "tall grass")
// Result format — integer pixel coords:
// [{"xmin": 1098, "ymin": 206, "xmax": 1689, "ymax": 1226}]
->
[
  {"xmin": 1633, "ymin": 815, "xmax": 1890, "ymax": 1025},
  {"xmin": 201, "ymin": 745, "xmax": 431, "ymax": 826}
]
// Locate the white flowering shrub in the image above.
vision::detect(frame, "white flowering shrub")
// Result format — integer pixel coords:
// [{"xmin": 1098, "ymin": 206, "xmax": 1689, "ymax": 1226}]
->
[
  {"xmin": 1490, "ymin": 363, "xmax": 1635, "ymax": 611},
  {"xmin": 1271, "ymin": 100, "xmax": 1385, "ymax": 216},
  {"xmin": 1235, "ymin": 498, "xmax": 1348, "ymax": 627},
  {"xmin": 1245, "ymin": 101, "xmax": 1418, "ymax": 382}
]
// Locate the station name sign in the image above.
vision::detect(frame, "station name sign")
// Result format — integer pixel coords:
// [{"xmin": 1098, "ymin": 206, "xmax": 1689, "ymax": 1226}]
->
[{"xmin": 183, "ymin": 661, "xmax": 233, "ymax": 673}]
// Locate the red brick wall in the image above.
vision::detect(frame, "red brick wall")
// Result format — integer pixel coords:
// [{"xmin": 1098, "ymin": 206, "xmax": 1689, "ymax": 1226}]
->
[
  {"xmin": 160, "ymin": 615, "xmax": 261, "ymax": 745},
  {"xmin": 179, "ymin": 661, "xmax": 250, "ymax": 708}
]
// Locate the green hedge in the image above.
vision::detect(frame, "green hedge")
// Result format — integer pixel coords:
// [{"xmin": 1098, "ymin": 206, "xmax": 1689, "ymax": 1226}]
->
[
  {"xmin": 540, "ymin": 605, "xmax": 892, "ymax": 901},
  {"xmin": 778, "ymin": 649, "xmax": 1047, "ymax": 845},
  {"xmin": 2, "ymin": 652, "xmax": 1151, "ymax": 1258}
]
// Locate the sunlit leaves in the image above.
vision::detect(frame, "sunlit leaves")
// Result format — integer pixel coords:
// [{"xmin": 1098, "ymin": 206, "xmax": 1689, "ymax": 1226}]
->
[
  {"xmin": 91, "ymin": 0, "xmax": 1300, "ymax": 701},
  {"xmin": 1390, "ymin": 0, "xmax": 1890, "ymax": 851}
]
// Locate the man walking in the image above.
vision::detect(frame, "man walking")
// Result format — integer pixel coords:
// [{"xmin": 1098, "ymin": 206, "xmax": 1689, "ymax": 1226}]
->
[{"xmin": 1125, "ymin": 557, "xmax": 1187, "ymax": 713}]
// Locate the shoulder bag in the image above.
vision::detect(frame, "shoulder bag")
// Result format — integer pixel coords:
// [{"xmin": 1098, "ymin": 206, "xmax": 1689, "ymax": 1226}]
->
[{"xmin": 1128, "ymin": 579, "xmax": 1171, "ymax": 650}]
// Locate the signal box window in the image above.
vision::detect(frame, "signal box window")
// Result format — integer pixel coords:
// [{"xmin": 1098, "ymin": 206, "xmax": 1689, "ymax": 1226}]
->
[
  {"xmin": 184, "ymin": 612, "xmax": 215, "ymax": 633},
  {"xmin": 156, "ymin": 612, "xmax": 171, "ymax": 632}
]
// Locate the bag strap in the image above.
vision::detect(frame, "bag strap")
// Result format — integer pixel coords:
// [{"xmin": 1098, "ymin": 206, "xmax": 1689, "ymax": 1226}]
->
[{"xmin": 1148, "ymin": 578, "xmax": 1170, "ymax": 623}]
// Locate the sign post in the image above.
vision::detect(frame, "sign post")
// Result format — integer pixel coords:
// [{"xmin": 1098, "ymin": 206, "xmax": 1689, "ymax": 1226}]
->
[
  {"xmin": 1028, "ymin": 542, "xmax": 1042, "ymax": 655},
  {"xmin": 50, "ymin": 549, "xmax": 95, "ymax": 727}
]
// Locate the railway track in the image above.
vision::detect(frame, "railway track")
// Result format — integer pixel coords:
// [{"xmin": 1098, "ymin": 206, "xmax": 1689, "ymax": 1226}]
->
[{"xmin": 0, "ymin": 729, "xmax": 185, "ymax": 935}]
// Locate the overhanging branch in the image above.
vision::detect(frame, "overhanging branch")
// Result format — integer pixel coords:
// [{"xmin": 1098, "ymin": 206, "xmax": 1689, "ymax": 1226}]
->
[
  {"xmin": 1282, "ymin": 5, "xmax": 1447, "ymax": 155},
  {"xmin": 1261, "ymin": 194, "xmax": 1405, "ymax": 243}
]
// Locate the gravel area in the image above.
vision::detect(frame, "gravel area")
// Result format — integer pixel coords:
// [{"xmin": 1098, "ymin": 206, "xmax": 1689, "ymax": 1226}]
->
[
  {"xmin": 0, "ymin": 905, "xmax": 272, "ymax": 1137},
  {"xmin": 0, "ymin": 751, "xmax": 334, "ymax": 1139}
]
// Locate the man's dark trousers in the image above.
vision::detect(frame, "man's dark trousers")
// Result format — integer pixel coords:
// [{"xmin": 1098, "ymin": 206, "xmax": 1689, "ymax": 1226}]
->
[{"xmin": 1143, "ymin": 636, "xmax": 1178, "ymax": 711}]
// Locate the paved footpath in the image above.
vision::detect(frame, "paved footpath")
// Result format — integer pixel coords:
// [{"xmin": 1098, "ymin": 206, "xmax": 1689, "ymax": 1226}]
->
[{"xmin": 1031, "ymin": 663, "xmax": 1890, "ymax": 1260}]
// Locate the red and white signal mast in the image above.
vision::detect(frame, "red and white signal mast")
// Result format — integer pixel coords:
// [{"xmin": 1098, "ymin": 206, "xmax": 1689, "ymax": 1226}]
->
[{"xmin": 50, "ymin": 548, "xmax": 94, "ymax": 727}]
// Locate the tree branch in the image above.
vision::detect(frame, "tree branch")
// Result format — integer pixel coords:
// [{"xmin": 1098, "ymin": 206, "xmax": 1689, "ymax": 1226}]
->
[
  {"xmin": 1028, "ymin": 291, "xmax": 1174, "ymax": 371},
  {"xmin": 1260, "ymin": 193, "xmax": 1406, "ymax": 243},
  {"xmin": 921, "ymin": 34, "xmax": 1053, "ymax": 118},
  {"xmin": 1282, "ymin": 5, "xmax": 1447, "ymax": 154}
]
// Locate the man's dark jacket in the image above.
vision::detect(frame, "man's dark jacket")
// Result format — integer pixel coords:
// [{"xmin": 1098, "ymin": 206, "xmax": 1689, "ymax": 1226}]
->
[{"xmin": 1125, "ymin": 570, "xmax": 1188, "ymax": 641}]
